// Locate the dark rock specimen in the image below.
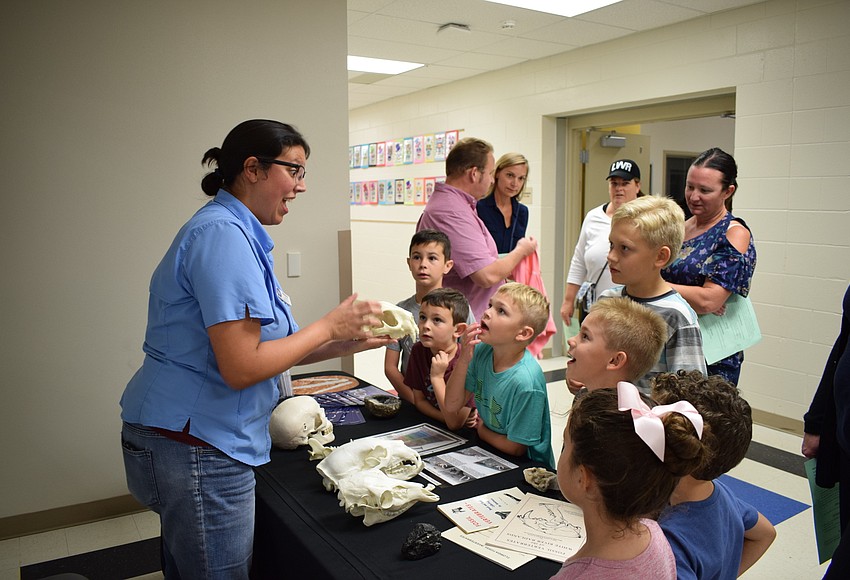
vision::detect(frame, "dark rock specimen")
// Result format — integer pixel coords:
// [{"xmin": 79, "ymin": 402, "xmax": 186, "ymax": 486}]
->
[
  {"xmin": 401, "ymin": 522, "xmax": 442, "ymax": 560},
  {"xmin": 364, "ymin": 394, "xmax": 401, "ymax": 418}
]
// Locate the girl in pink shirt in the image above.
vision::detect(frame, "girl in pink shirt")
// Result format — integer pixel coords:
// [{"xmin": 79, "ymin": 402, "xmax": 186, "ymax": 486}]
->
[{"xmin": 552, "ymin": 383, "xmax": 706, "ymax": 579}]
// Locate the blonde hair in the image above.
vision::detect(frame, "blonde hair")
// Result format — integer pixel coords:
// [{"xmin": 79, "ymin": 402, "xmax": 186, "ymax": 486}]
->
[
  {"xmin": 487, "ymin": 152, "xmax": 529, "ymax": 199},
  {"xmin": 611, "ymin": 196, "xmax": 685, "ymax": 268},
  {"xmin": 495, "ymin": 282, "xmax": 550, "ymax": 340},
  {"xmin": 589, "ymin": 297, "xmax": 667, "ymax": 381}
]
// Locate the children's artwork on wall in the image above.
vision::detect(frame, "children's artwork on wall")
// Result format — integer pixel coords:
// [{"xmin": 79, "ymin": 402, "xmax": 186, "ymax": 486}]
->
[
  {"xmin": 445, "ymin": 131, "xmax": 458, "ymax": 155},
  {"xmin": 353, "ymin": 146, "xmax": 362, "ymax": 169},
  {"xmin": 424, "ymin": 135, "xmax": 435, "ymax": 163},
  {"xmin": 377, "ymin": 180, "xmax": 386, "ymax": 204},
  {"xmin": 368, "ymin": 180, "xmax": 378, "ymax": 204},
  {"xmin": 394, "ymin": 179, "xmax": 405, "ymax": 204},
  {"xmin": 393, "ymin": 141, "xmax": 404, "ymax": 166},
  {"xmin": 354, "ymin": 182, "xmax": 363, "ymax": 205},
  {"xmin": 403, "ymin": 138, "xmax": 414, "ymax": 164},
  {"xmin": 381, "ymin": 180, "xmax": 395, "ymax": 205},
  {"xmin": 368, "ymin": 143, "xmax": 377, "ymax": 166},
  {"xmin": 404, "ymin": 179, "xmax": 414, "ymax": 205},
  {"xmin": 424, "ymin": 178, "xmax": 436, "ymax": 204},
  {"xmin": 349, "ymin": 147, "xmax": 355, "ymax": 169},
  {"xmin": 434, "ymin": 133, "xmax": 446, "ymax": 162},
  {"xmin": 349, "ymin": 182, "xmax": 355, "ymax": 204},
  {"xmin": 376, "ymin": 142, "xmax": 386, "ymax": 167},
  {"xmin": 414, "ymin": 178, "xmax": 425, "ymax": 205},
  {"xmin": 360, "ymin": 144, "xmax": 370, "ymax": 169},
  {"xmin": 385, "ymin": 140, "xmax": 395, "ymax": 167},
  {"xmin": 413, "ymin": 136, "xmax": 424, "ymax": 164}
]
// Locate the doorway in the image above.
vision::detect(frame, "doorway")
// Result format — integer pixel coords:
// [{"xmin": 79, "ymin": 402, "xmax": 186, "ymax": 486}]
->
[{"xmin": 550, "ymin": 92, "xmax": 736, "ymax": 356}]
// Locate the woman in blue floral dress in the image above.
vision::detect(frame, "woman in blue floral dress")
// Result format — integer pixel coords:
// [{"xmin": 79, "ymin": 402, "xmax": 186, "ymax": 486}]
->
[{"xmin": 662, "ymin": 148, "xmax": 756, "ymax": 385}]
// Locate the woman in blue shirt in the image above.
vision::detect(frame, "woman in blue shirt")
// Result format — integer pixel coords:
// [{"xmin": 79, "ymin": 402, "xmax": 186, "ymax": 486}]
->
[
  {"xmin": 476, "ymin": 152, "xmax": 530, "ymax": 253},
  {"xmin": 120, "ymin": 119, "xmax": 390, "ymax": 579}
]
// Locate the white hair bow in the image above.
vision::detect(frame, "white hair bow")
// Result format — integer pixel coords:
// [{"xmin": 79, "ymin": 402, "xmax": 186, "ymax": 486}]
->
[{"xmin": 616, "ymin": 381, "xmax": 703, "ymax": 462}]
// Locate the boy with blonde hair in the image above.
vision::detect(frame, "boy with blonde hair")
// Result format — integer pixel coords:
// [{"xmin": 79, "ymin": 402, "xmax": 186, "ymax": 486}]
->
[
  {"xmin": 654, "ymin": 370, "xmax": 776, "ymax": 579},
  {"xmin": 404, "ymin": 288, "xmax": 477, "ymax": 430},
  {"xmin": 601, "ymin": 196, "xmax": 706, "ymax": 393},
  {"xmin": 444, "ymin": 282, "xmax": 555, "ymax": 469},
  {"xmin": 566, "ymin": 297, "xmax": 667, "ymax": 394}
]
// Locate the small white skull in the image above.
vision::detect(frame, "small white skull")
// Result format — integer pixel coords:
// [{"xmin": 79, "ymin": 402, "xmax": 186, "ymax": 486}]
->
[
  {"xmin": 269, "ymin": 396, "xmax": 334, "ymax": 450},
  {"xmin": 368, "ymin": 301, "xmax": 418, "ymax": 341}
]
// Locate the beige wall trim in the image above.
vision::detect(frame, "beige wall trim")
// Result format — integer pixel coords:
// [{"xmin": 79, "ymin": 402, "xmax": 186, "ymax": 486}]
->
[
  {"xmin": 0, "ymin": 495, "xmax": 146, "ymax": 541},
  {"xmin": 339, "ymin": 229, "xmax": 354, "ymax": 375},
  {"xmin": 752, "ymin": 408, "xmax": 804, "ymax": 438}
]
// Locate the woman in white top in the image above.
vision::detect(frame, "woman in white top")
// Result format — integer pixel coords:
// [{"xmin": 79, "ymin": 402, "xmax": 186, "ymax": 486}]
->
[{"xmin": 559, "ymin": 159, "xmax": 642, "ymax": 325}]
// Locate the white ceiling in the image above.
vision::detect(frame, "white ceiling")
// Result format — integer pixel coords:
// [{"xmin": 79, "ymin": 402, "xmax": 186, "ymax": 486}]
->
[{"xmin": 348, "ymin": 0, "xmax": 762, "ymax": 110}]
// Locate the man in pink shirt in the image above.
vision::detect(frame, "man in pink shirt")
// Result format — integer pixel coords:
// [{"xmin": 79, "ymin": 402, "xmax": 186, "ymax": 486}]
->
[{"xmin": 417, "ymin": 137, "xmax": 537, "ymax": 320}]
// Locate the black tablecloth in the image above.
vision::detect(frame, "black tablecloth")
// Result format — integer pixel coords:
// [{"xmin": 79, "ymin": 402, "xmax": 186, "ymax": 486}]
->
[{"xmin": 251, "ymin": 384, "xmax": 562, "ymax": 579}]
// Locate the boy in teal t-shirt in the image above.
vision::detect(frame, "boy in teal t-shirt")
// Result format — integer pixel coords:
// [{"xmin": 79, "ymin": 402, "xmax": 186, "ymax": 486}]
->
[{"xmin": 445, "ymin": 282, "xmax": 554, "ymax": 469}]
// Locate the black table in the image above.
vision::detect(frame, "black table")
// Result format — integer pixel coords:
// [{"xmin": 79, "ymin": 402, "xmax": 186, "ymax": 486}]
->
[{"xmin": 251, "ymin": 380, "xmax": 562, "ymax": 579}]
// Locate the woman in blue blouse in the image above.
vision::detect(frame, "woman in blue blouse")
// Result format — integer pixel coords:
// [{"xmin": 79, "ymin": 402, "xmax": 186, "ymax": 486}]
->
[
  {"xmin": 662, "ymin": 148, "xmax": 756, "ymax": 385},
  {"xmin": 476, "ymin": 152, "xmax": 529, "ymax": 253},
  {"xmin": 120, "ymin": 120, "xmax": 390, "ymax": 578}
]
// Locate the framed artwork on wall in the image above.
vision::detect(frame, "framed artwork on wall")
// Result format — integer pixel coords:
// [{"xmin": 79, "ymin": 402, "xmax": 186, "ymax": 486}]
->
[
  {"xmin": 376, "ymin": 142, "xmax": 386, "ymax": 167},
  {"xmin": 445, "ymin": 130, "xmax": 458, "ymax": 154},
  {"xmin": 424, "ymin": 134, "xmax": 435, "ymax": 162},
  {"xmin": 394, "ymin": 179, "xmax": 404, "ymax": 204},
  {"xmin": 424, "ymin": 177, "xmax": 436, "ymax": 203},
  {"xmin": 434, "ymin": 133, "xmax": 446, "ymax": 161},
  {"xmin": 403, "ymin": 138, "xmax": 414, "ymax": 164},
  {"xmin": 413, "ymin": 136, "xmax": 424, "ymax": 164},
  {"xmin": 360, "ymin": 144, "xmax": 369, "ymax": 168},
  {"xmin": 414, "ymin": 178, "xmax": 425, "ymax": 205}
]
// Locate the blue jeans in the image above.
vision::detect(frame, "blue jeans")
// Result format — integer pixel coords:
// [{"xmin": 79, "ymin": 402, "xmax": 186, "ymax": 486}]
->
[{"xmin": 121, "ymin": 422, "xmax": 255, "ymax": 579}]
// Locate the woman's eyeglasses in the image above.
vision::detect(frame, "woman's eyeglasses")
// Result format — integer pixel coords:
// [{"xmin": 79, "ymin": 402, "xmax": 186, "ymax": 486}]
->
[{"xmin": 258, "ymin": 158, "xmax": 306, "ymax": 181}]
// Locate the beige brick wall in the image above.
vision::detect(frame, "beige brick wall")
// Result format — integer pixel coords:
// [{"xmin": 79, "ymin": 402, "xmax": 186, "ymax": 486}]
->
[{"xmin": 349, "ymin": 0, "xmax": 850, "ymax": 423}]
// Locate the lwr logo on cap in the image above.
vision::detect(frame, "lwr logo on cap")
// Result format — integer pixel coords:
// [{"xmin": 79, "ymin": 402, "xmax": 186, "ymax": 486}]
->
[{"xmin": 611, "ymin": 160, "xmax": 633, "ymax": 173}]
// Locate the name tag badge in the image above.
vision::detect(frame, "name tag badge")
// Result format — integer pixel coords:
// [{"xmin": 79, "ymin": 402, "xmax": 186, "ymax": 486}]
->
[{"xmin": 277, "ymin": 287, "xmax": 291, "ymax": 306}]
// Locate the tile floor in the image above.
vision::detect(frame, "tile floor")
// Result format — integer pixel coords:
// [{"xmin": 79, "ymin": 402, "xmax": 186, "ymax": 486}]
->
[{"xmin": 0, "ymin": 357, "xmax": 831, "ymax": 579}]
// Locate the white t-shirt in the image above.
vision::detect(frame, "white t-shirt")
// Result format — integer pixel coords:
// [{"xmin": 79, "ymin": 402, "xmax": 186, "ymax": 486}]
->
[{"xmin": 567, "ymin": 204, "xmax": 615, "ymax": 298}]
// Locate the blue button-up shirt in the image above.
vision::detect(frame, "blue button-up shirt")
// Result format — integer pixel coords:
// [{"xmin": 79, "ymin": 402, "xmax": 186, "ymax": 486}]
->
[{"xmin": 121, "ymin": 190, "xmax": 297, "ymax": 465}]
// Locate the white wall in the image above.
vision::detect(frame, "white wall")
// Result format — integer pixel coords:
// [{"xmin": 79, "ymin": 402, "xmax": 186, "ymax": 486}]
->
[
  {"xmin": 350, "ymin": 0, "xmax": 850, "ymax": 422},
  {"xmin": 0, "ymin": 0, "xmax": 349, "ymax": 519},
  {"xmin": 642, "ymin": 116, "xmax": 736, "ymax": 195}
]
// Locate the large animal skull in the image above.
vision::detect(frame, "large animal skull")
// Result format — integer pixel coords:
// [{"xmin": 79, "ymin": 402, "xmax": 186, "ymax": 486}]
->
[
  {"xmin": 336, "ymin": 468, "xmax": 439, "ymax": 526},
  {"xmin": 269, "ymin": 396, "xmax": 334, "ymax": 450},
  {"xmin": 369, "ymin": 301, "xmax": 418, "ymax": 341},
  {"xmin": 316, "ymin": 437, "xmax": 424, "ymax": 492},
  {"xmin": 316, "ymin": 437, "xmax": 437, "ymax": 526}
]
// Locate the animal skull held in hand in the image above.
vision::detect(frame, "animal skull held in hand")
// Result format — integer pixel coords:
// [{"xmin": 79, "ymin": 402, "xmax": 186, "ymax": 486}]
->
[{"xmin": 367, "ymin": 302, "xmax": 419, "ymax": 341}]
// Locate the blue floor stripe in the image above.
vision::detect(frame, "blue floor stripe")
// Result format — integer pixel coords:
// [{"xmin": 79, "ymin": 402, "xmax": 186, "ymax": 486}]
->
[{"xmin": 718, "ymin": 474, "xmax": 810, "ymax": 525}]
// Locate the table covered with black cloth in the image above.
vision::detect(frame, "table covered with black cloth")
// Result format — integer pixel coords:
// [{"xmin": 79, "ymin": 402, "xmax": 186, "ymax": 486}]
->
[{"xmin": 251, "ymin": 376, "xmax": 562, "ymax": 579}]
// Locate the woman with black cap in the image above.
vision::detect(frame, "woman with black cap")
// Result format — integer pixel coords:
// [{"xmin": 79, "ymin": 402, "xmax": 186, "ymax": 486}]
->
[{"xmin": 560, "ymin": 159, "xmax": 642, "ymax": 325}]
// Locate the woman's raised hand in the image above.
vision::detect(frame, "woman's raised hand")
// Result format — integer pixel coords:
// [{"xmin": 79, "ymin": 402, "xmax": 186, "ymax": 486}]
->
[{"xmin": 324, "ymin": 294, "xmax": 383, "ymax": 341}]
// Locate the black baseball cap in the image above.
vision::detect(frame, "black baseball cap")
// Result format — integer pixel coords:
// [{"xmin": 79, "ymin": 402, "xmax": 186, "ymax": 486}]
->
[{"xmin": 607, "ymin": 159, "xmax": 640, "ymax": 180}]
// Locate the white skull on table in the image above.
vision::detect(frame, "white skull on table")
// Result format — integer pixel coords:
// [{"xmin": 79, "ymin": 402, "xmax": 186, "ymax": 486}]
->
[
  {"xmin": 315, "ymin": 437, "xmax": 437, "ymax": 525},
  {"xmin": 269, "ymin": 396, "xmax": 334, "ymax": 450},
  {"xmin": 336, "ymin": 468, "xmax": 439, "ymax": 526}
]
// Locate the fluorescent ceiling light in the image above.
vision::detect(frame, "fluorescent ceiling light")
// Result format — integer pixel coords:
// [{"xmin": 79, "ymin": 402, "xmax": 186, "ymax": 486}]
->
[
  {"xmin": 347, "ymin": 55, "xmax": 424, "ymax": 75},
  {"xmin": 484, "ymin": 0, "xmax": 622, "ymax": 17}
]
